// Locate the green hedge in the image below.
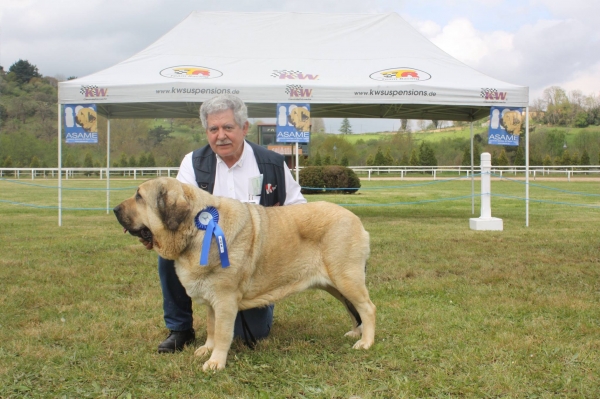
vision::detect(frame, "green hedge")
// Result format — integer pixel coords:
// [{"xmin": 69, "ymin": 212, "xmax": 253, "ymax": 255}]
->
[{"xmin": 299, "ymin": 166, "xmax": 360, "ymax": 194}]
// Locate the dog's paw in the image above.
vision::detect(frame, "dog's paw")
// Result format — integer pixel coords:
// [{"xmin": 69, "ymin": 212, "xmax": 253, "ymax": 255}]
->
[
  {"xmin": 202, "ymin": 359, "xmax": 226, "ymax": 371},
  {"xmin": 344, "ymin": 326, "xmax": 362, "ymax": 339},
  {"xmin": 344, "ymin": 330, "xmax": 361, "ymax": 338},
  {"xmin": 352, "ymin": 339, "xmax": 373, "ymax": 350},
  {"xmin": 194, "ymin": 345, "xmax": 211, "ymax": 358}
]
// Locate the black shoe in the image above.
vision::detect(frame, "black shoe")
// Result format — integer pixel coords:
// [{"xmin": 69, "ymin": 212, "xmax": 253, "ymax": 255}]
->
[{"xmin": 158, "ymin": 329, "xmax": 195, "ymax": 353}]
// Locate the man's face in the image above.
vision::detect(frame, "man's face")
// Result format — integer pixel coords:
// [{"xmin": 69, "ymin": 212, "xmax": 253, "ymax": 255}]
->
[{"xmin": 205, "ymin": 109, "xmax": 248, "ymax": 166}]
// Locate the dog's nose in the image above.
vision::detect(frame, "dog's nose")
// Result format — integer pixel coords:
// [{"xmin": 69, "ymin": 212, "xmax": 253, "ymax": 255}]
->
[{"xmin": 113, "ymin": 205, "xmax": 121, "ymax": 215}]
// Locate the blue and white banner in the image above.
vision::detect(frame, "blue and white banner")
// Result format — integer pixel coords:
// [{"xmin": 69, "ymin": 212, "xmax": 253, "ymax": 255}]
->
[
  {"xmin": 276, "ymin": 103, "xmax": 310, "ymax": 143},
  {"xmin": 64, "ymin": 104, "xmax": 98, "ymax": 144},
  {"xmin": 488, "ymin": 106, "xmax": 524, "ymax": 146}
]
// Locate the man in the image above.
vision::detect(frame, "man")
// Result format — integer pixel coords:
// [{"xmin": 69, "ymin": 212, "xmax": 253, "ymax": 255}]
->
[{"xmin": 152, "ymin": 94, "xmax": 306, "ymax": 353}]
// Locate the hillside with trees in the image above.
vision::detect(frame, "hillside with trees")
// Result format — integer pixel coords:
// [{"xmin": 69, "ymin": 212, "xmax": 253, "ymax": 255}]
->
[{"xmin": 2, "ymin": 60, "xmax": 600, "ymax": 169}]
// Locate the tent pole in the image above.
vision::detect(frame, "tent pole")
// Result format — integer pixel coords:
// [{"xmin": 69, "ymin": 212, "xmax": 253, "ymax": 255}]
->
[
  {"xmin": 106, "ymin": 118, "xmax": 111, "ymax": 214},
  {"xmin": 58, "ymin": 104, "xmax": 62, "ymax": 226},
  {"xmin": 525, "ymin": 107, "xmax": 530, "ymax": 227},
  {"xmin": 470, "ymin": 121, "xmax": 474, "ymax": 214}
]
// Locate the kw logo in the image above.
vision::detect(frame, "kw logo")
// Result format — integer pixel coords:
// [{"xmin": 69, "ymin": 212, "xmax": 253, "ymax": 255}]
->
[
  {"xmin": 481, "ymin": 88, "xmax": 507, "ymax": 101},
  {"xmin": 272, "ymin": 70, "xmax": 319, "ymax": 80},
  {"xmin": 80, "ymin": 85, "xmax": 108, "ymax": 98},
  {"xmin": 286, "ymin": 84, "xmax": 313, "ymax": 99}
]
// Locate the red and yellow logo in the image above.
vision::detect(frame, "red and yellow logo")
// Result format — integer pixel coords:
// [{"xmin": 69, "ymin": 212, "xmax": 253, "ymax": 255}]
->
[
  {"xmin": 160, "ymin": 65, "xmax": 223, "ymax": 79},
  {"xmin": 370, "ymin": 67, "xmax": 431, "ymax": 82}
]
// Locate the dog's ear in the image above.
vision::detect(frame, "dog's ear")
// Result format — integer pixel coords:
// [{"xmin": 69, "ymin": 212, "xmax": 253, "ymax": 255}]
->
[{"xmin": 157, "ymin": 180, "xmax": 191, "ymax": 231}]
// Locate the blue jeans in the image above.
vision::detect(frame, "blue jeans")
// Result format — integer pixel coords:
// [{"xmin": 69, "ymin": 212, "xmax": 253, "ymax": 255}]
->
[{"xmin": 158, "ymin": 256, "xmax": 273, "ymax": 339}]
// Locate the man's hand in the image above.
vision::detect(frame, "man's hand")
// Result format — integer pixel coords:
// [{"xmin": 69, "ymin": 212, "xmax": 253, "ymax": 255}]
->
[{"xmin": 139, "ymin": 237, "xmax": 153, "ymax": 250}]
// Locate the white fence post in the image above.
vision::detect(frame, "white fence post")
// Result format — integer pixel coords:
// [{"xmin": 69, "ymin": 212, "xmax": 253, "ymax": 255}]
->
[{"xmin": 470, "ymin": 153, "xmax": 503, "ymax": 231}]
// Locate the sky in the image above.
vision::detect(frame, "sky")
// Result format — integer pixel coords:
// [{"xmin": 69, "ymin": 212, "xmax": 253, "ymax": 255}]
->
[{"xmin": 1, "ymin": 0, "xmax": 599, "ymax": 133}]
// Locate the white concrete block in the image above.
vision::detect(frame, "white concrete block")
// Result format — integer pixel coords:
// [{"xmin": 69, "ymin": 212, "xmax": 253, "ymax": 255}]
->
[{"xmin": 470, "ymin": 217, "xmax": 503, "ymax": 231}]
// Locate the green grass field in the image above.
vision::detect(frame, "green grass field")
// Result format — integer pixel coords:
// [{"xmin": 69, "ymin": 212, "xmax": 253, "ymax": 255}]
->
[{"xmin": 1, "ymin": 176, "xmax": 599, "ymax": 398}]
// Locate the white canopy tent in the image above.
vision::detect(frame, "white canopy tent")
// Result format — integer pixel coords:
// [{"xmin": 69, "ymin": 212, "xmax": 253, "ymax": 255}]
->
[{"xmin": 57, "ymin": 11, "xmax": 530, "ymax": 224}]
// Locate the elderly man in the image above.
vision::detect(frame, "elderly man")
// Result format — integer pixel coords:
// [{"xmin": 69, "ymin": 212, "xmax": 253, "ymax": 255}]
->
[{"xmin": 152, "ymin": 94, "xmax": 306, "ymax": 353}]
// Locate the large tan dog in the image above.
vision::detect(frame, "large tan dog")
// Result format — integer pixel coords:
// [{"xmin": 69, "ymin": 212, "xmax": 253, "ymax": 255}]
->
[{"xmin": 114, "ymin": 177, "xmax": 376, "ymax": 371}]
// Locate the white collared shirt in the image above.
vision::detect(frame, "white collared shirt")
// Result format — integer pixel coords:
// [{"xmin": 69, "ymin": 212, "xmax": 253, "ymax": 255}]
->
[{"xmin": 176, "ymin": 140, "xmax": 306, "ymax": 205}]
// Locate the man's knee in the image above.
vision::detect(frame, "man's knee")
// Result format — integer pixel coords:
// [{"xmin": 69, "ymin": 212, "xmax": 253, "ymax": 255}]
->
[{"xmin": 234, "ymin": 305, "xmax": 274, "ymax": 340}]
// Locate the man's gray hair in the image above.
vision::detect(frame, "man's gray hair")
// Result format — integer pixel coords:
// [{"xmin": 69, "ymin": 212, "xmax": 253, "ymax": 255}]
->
[{"xmin": 199, "ymin": 94, "xmax": 248, "ymax": 128}]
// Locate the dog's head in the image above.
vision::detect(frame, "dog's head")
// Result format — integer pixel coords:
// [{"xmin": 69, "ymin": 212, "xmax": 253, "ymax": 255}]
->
[
  {"xmin": 75, "ymin": 108, "xmax": 98, "ymax": 133},
  {"xmin": 288, "ymin": 107, "xmax": 310, "ymax": 132},
  {"xmin": 500, "ymin": 110, "xmax": 522, "ymax": 135},
  {"xmin": 114, "ymin": 177, "xmax": 193, "ymax": 256}
]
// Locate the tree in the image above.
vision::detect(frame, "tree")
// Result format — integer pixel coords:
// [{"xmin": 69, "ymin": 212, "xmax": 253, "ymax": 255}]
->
[
  {"xmin": 399, "ymin": 152, "xmax": 409, "ymax": 166},
  {"xmin": 339, "ymin": 118, "xmax": 352, "ymax": 134},
  {"xmin": 128, "ymin": 155, "xmax": 137, "ymax": 167},
  {"xmin": 542, "ymin": 154, "xmax": 553, "ymax": 166},
  {"xmin": 29, "ymin": 156, "xmax": 41, "ymax": 168},
  {"xmin": 561, "ymin": 150, "xmax": 571, "ymax": 166},
  {"xmin": 146, "ymin": 153, "xmax": 156, "ymax": 167},
  {"xmin": 374, "ymin": 147, "xmax": 385, "ymax": 166},
  {"xmin": 513, "ymin": 146, "xmax": 525, "ymax": 166},
  {"xmin": 8, "ymin": 59, "xmax": 41, "ymax": 84},
  {"xmin": 148, "ymin": 125, "xmax": 171, "ymax": 145},
  {"xmin": 323, "ymin": 155, "xmax": 332, "ymax": 166},
  {"xmin": 497, "ymin": 150, "xmax": 509, "ymax": 166},
  {"xmin": 340, "ymin": 155, "xmax": 349, "ymax": 167},
  {"xmin": 311, "ymin": 118, "xmax": 326, "ymax": 133},
  {"xmin": 580, "ymin": 148, "xmax": 590, "ymax": 165},
  {"xmin": 400, "ymin": 119, "xmax": 408, "ymax": 131},
  {"xmin": 3, "ymin": 156, "xmax": 14, "ymax": 168},
  {"xmin": 419, "ymin": 142, "xmax": 437, "ymax": 166},
  {"xmin": 313, "ymin": 151, "xmax": 322, "ymax": 166},
  {"xmin": 409, "ymin": 148, "xmax": 419, "ymax": 166},
  {"xmin": 138, "ymin": 153, "xmax": 148, "ymax": 167},
  {"xmin": 491, "ymin": 151, "xmax": 499, "ymax": 166},
  {"xmin": 383, "ymin": 148, "xmax": 395, "ymax": 166},
  {"xmin": 118, "ymin": 153, "xmax": 128, "ymax": 167}
]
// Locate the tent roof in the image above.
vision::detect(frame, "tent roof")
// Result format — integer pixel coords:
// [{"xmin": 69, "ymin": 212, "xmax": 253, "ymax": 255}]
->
[{"xmin": 58, "ymin": 11, "xmax": 528, "ymax": 121}]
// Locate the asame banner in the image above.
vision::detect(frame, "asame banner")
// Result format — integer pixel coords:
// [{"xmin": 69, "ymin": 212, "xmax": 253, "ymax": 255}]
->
[
  {"xmin": 276, "ymin": 103, "xmax": 310, "ymax": 143},
  {"xmin": 488, "ymin": 106, "xmax": 524, "ymax": 146},
  {"xmin": 64, "ymin": 104, "xmax": 98, "ymax": 144}
]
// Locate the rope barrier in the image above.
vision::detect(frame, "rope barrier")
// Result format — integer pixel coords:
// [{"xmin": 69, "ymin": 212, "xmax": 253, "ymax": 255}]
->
[
  {"xmin": 1, "ymin": 175, "xmax": 598, "ymax": 211},
  {"xmin": 0, "ymin": 178, "xmax": 137, "ymax": 191}
]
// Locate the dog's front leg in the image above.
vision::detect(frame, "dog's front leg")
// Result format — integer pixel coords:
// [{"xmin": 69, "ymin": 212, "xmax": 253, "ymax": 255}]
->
[
  {"xmin": 194, "ymin": 306, "xmax": 216, "ymax": 359},
  {"xmin": 200, "ymin": 299, "xmax": 237, "ymax": 371}
]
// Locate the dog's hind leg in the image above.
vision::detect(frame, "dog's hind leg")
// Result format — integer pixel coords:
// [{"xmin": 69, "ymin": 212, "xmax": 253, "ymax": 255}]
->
[
  {"xmin": 324, "ymin": 279, "xmax": 376, "ymax": 350},
  {"xmin": 324, "ymin": 286, "xmax": 363, "ymax": 338}
]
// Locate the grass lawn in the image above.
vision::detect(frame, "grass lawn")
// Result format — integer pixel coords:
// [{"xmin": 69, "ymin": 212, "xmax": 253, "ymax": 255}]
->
[{"xmin": 1, "ymin": 176, "xmax": 599, "ymax": 398}]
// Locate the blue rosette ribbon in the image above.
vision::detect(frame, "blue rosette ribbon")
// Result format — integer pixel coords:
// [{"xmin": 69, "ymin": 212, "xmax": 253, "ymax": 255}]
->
[{"xmin": 194, "ymin": 207, "xmax": 230, "ymax": 267}]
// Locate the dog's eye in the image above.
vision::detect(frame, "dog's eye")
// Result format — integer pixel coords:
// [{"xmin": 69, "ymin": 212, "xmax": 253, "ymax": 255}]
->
[{"xmin": 135, "ymin": 191, "xmax": 142, "ymax": 201}]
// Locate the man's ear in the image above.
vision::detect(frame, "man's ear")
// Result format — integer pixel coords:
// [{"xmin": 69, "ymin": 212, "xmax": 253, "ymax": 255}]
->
[{"xmin": 157, "ymin": 181, "xmax": 191, "ymax": 231}]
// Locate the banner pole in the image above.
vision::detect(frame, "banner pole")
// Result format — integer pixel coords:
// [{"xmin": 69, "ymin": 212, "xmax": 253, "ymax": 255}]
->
[
  {"xmin": 58, "ymin": 104, "xmax": 62, "ymax": 226},
  {"xmin": 295, "ymin": 142, "xmax": 299, "ymax": 181}
]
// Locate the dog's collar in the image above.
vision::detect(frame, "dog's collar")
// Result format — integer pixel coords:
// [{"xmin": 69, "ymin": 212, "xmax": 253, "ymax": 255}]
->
[{"xmin": 195, "ymin": 207, "xmax": 230, "ymax": 268}]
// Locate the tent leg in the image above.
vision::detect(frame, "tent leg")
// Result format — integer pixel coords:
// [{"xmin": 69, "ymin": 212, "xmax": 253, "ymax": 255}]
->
[
  {"xmin": 106, "ymin": 119, "xmax": 111, "ymax": 214},
  {"xmin": 470, "ymin": 121, "xmax": 474, "ymax": 214},
  {"xmin": 525, "ymin": 107, "xmax": 530, "ymax": 227}
]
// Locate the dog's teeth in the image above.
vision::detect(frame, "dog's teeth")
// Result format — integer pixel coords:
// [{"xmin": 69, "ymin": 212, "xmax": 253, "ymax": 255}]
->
[{"xmin": 123, "ymin": 228, "xmax": 128, "ymax": 234}]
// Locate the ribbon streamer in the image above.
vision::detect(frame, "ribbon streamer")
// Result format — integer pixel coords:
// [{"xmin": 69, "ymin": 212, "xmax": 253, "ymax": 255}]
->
[{"xmin": 194, "ymin": 207, "xmax": 230, "ymax": 267}]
